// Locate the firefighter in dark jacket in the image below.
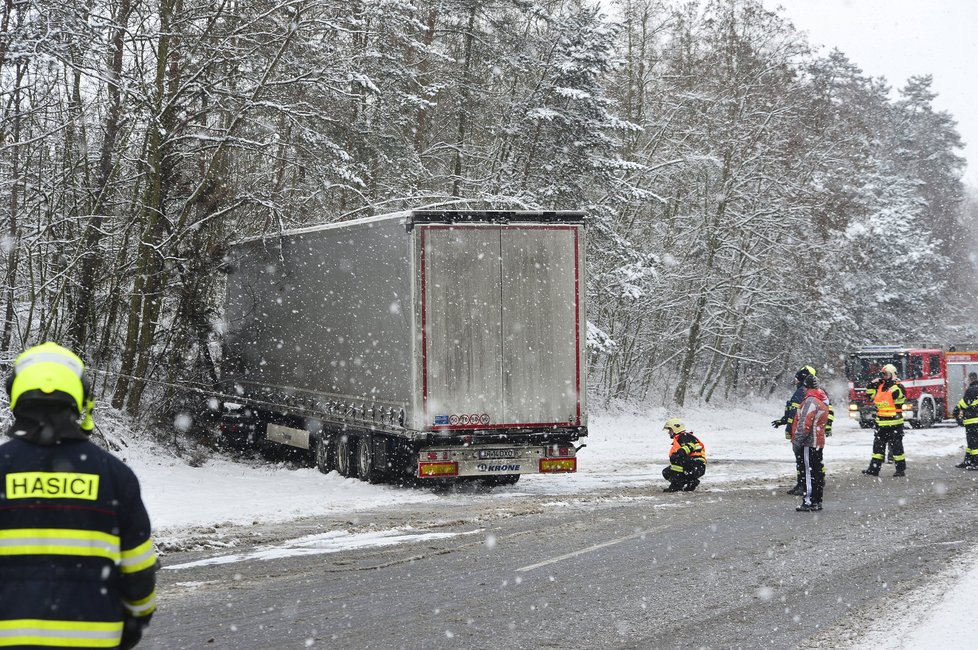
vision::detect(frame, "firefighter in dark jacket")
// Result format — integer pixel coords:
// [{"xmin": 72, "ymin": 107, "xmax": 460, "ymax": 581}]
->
[
  {"xmin": 862, "ymin": 363, "xmax": 908, "ymax": 477},
  {"xmin": 772, "ymin": 366, "xmax": 835, "ymax": 495},
  {"xmin": 0, "ymin": 342, "xmax": 157, "ymax": 649},
  {"xmin": 661, "ymin": 418, "xmax": 706, "ymax": 492},
  {"xmin": 953, "ymin": 372, "xmax": 978, "ymax": 469}
]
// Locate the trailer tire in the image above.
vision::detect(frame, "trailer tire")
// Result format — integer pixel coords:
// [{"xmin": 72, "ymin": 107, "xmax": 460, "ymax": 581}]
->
[
  {"xmin": 356, "ymin": 435, "xmax": 380, "ymax": 484},
  {"xmin": 335, "ymin": 434, "xmax": 356, "ymax": 478},
  {"xmin": 918, "ymin": 400, "xmax": 935, "ymax": 428},
  {"xmin": 315, "ymin": 433, "xmax": 335, "ymax": 474}
]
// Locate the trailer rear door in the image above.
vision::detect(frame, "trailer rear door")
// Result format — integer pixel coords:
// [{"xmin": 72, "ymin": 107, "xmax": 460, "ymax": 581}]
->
[{"xmin": 420, "ymin": 225, "xmax": 582, "ymax": 430}]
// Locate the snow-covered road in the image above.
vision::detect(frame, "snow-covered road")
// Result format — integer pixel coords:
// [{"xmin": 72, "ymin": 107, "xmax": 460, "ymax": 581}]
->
[{"xmin": 110, "ymin": 399, "xmax": 976, "ymax": 649}]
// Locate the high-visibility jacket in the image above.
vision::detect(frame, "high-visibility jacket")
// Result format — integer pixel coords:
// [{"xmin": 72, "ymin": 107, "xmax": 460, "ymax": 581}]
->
[
  {"xmin": 866, "ymin": 379, "xmax": 906, "ymax": 427},
  {"xmin": 0, "ymin": 436, "xmax": 157, "ymax": 648},
  {"xmin": 668, "ymin": 432, "xmax": 706, "ymax": 473},
  {"xmin": 956, "ymin": 381, "xmax": 978, "ymax": 426}
]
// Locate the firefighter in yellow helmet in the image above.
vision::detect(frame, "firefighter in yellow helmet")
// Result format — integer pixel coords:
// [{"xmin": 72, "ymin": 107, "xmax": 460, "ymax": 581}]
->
[
  {"xmin": 661, "ymin": 418, "xmax": 707, "ymax": 492},
  {"xmin": 1, "ymin": 342, "xmax": 158, "ymax": 649},
  {"xmin": 862, "ymin": 363, "xmax": 908, "ymax": 477},
  {"xmin": 953, "ymin": 372, "xmax": 978, "ymax": 469}
]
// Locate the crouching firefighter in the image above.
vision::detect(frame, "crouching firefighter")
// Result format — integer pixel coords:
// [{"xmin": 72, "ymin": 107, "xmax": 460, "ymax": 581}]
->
[
  {"xmin": 661, "ymin": 418, "xmax": 707, "ymax": 492},
  {"xmin": 0, "ymin": 342, "xmax": 158, "ymax": 649}
]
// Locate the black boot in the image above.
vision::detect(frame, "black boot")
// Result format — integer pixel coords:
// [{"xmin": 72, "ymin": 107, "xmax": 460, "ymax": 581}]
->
[
  {"xmin": 861, "ymin": 468, "xmax": 879, "ymax": 476},
  {"xmin": 662, "ymin": 484, "xmax": 682, "ymax": 493},
  {"xmin": 955, "ymin": 459, "xmax": 970, "ymax": 469},
  {"xmin": 786, "ymin": 484, "xmax": 803, "ymax": 495},
  {"xmin": 682, "ymin": 479, "xmax": 700, "ymax": 492}
]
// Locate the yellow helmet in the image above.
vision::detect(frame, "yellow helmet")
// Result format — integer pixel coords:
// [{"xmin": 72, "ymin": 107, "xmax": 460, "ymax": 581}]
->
[
  {"xmin": 6, "ymin": 343, "xmax": 91, "ymax": 427},
  {"xmin": 795, "ymin": 365, "xmax": 816, "ymax": 382},
  {"xmin": 663, "ymin": 418, "xmax": 685, "ymax": 435},
  {"xmin": 882, "ymin": 363, "xmax": 898, "ymax": 378}
]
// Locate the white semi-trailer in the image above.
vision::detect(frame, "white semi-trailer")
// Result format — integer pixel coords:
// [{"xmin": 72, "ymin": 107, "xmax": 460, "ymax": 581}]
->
[{"xmin": 215, "ymin": 209, "xmax": 587, "ymax": 485}]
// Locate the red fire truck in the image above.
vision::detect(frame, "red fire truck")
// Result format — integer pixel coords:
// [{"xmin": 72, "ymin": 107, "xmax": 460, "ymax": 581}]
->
[{"xmin": 846, "ymin": 345, "xmax": 978, "ymax": 428}]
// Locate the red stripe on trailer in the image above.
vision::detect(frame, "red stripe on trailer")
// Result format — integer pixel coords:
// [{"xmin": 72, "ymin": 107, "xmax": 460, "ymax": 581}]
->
[
  {"xmin": 573, "ymin": 227, "xmax": 581, "ymax": 424},
  {"xmin": 420, "ymin": 228, "xmax": 429, "ymax": 422}
]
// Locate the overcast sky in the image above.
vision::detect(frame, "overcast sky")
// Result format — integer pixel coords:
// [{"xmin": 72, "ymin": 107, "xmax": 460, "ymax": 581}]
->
[{"xmin": 762, "ymin": 0, "xmax": 978, "ymax": 187}]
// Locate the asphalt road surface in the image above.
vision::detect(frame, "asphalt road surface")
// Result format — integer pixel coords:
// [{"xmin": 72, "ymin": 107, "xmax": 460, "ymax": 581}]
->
[{"xmin": 144, "ymin": 455, "xmax": 978, "ymax": 649}]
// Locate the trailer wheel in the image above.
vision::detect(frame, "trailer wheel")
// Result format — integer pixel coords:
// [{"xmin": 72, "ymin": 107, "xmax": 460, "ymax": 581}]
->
[
  {"xmin": 918, "ymin": 401, "xmax": 935, "ymax": 428},
  {"xmin": 315, "ymin": 433, "xmax": 335, "ymax": 474},
  {"xmin": 335, "ymin": 434, "xmax": 356, "ymax": 478},
  {"xmin": 357, "ymin": 435, "xmax": 379, "ymax": 484}
]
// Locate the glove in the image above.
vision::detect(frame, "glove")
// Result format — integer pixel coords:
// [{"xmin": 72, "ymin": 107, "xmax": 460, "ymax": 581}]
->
[
  {"xmin": 771, "ymin": 418, "xmax": 786, "ymax": 429},
  {"xmin": 120, "ymin": 617, "xmax": 146, "ymax": 650},
  {"xmin": 784, "ymin": 430, "xmax": 791, "ymax": 440}
]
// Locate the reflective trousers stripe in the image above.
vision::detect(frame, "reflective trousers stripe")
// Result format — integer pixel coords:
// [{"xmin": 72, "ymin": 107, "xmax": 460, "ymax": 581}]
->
[
  {"xmin": 121, "ymin": 538, "xmax": 158, "ymax": 574},
  {"xmin": 872, "ymin": 453, "xmax": 885, "ymax": 460},
  {"xmin": 0, "ymin": 529, "xmax": 120, "ymax": 563},
  {"xmin": 670, "ymin": 464, "xmax": 684, "ymax": 472},
  {"xmin": 0, "ymin": 619, "xmax": 123, "ymax": 648}
]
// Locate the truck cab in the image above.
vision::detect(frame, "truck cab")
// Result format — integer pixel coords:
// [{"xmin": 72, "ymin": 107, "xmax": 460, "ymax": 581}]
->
[{"xmin": 846, "ymin": 346, "xmax": 948, "ymax": 429}]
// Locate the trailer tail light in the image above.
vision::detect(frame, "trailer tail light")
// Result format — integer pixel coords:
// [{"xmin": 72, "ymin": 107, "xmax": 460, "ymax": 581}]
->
[
  {"xmin": 547, "ymin": 445, "xmax": 573, "ymax": 457},
  {"xmin": 848, "ymin": 403, "xmax": 859, "ymax": 411},
  {"xmin": 425, "ymin": 451, "xmax": 450, "ymax": 461},
  {"xmin": 540, "ymin": 457, "xmax": 576, "ymax": 473},
  {"xmin": 419, "ymin": 461, "xmax": 458, "ymax": 477}
]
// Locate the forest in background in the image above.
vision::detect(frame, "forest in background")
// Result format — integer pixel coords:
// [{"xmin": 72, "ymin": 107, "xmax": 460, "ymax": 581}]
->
[{"xmin": 1, "ymin": 0, "xmax": 975, "ymax": 420}]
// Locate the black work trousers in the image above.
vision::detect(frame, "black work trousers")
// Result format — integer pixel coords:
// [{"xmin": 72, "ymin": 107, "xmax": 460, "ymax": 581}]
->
[
  {"xmin": 869, "ymin": 424, "xmax": 906, "ymax": 473},
  {"xmin": 792, "ymin": 444, "xmax": 804, "ymax": 487},
  {"xmin": 662, "ymin": 462, "xmax": 706, "ymax": 489},
  {"xmin": 795, "ymin": 444, "xmax": 824, "ymax": 506},
  {"xmin": 966, "ymin": 424, "xmax": 978, "ymax": 464}
]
